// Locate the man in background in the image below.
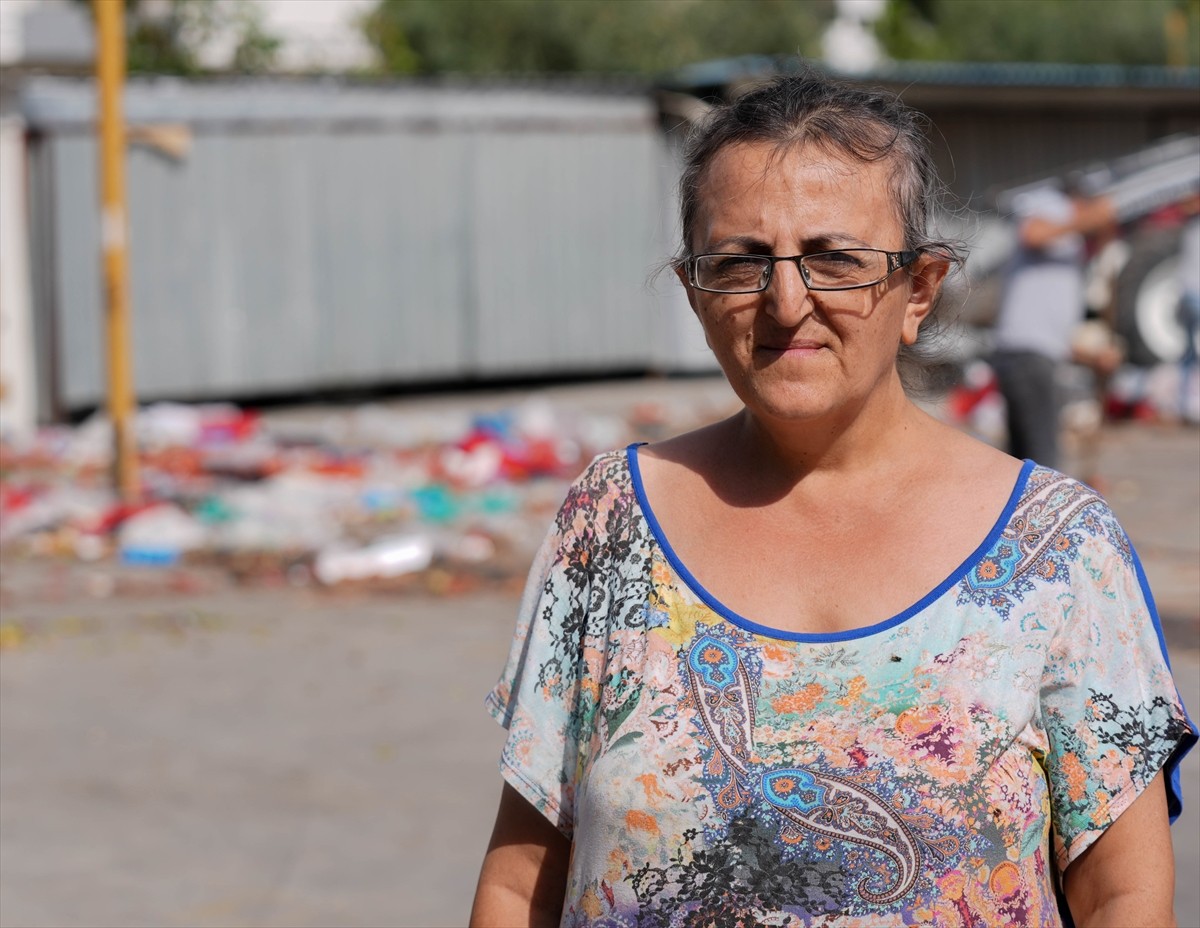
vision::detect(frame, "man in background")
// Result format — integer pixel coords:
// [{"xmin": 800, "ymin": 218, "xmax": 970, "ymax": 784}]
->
[{"xmin": 990, "ymin": 179, "xmax": 1118, "ymax": 469}]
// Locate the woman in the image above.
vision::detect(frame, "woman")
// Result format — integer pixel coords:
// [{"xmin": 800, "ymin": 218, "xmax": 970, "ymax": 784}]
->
[{"xmin": 471, "ymin": 73, "xmax": 1195, "ymax": 927}]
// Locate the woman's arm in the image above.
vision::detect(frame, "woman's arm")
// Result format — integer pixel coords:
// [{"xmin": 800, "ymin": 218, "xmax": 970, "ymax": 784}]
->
[
  {"xmin": 1063, "ymin": 770, "xmax": 1176, "ymax": 927},
  {"xmin": 470, "ymin": 782, "xmax": 572, "ymax": 927}
]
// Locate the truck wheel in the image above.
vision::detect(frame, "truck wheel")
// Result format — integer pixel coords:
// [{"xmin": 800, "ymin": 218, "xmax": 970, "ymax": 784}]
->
[{"xmin": 1116, "ymin": 229, "xmax": 1184, "ymax": 367}]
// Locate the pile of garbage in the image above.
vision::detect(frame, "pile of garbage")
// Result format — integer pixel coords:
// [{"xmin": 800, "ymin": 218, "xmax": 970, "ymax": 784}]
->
[{"xmin": 0, "ymin": 395, "xmax": 700, "ymax": 596}]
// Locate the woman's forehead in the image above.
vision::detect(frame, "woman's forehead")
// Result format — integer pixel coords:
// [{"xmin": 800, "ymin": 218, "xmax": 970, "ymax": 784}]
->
[
  {"xmin": 701, "ymin": 140, "xmax": 890, "ymax": 200},
  {"xmin": 693, "ymin": 141, "xmax": 901, "ymax": 238}
]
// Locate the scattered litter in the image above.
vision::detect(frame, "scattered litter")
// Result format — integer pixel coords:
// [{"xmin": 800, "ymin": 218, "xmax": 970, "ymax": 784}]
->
[
  {"xmin": 118, "ymin": 504, "xmax": 207, "ymax": 566},
  {"xmin": 941, "ymin": 360, "xmax": 1190, "ymax": 445},
  {"xmin": 1, "ymin": 391, "xmax": 738, "ymax": 593},
  {"xmin": 314, "ymin": 534, "xmax": 435, "ymax": 585},
  {"xmin": 0, "ymin": 623, "xmax": 26, "ymax": 651}
]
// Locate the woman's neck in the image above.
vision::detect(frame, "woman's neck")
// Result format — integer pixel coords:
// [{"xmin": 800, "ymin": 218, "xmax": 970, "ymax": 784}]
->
[{"xmin": 727, "ymin": 375, "xmax": 931, "ymax": 491}]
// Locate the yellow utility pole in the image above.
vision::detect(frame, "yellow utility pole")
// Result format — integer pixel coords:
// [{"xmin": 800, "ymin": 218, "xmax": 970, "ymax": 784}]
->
[
  {"xmin": 1165, "ymin": 5, "xmax": 1190, "ymax": 67},
  {"xmin": 94, "ymin": 0, "xmax": 139, "ymax": 501}
]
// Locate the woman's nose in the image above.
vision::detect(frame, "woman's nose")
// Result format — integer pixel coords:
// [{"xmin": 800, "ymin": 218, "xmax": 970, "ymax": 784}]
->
[{"xmin": 764, "ymin": 258, "xmax": 813, "ymax": 325}]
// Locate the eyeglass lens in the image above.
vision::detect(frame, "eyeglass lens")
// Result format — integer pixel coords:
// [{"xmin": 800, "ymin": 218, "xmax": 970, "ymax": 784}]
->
[{"xmin": 694, "ymin": 249, "xmax": 897, "ymax": 293}]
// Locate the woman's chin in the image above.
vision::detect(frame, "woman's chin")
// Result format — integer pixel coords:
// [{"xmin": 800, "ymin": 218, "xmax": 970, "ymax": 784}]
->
[{"xmin": 729, "ymin": 380, "xmax": 845, "ymax": 425}]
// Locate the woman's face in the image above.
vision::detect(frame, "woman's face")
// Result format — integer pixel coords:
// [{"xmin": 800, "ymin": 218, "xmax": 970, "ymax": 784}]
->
[{"xmin": 678, "ymin": 141, "xmax": 945, "ymax": 427}]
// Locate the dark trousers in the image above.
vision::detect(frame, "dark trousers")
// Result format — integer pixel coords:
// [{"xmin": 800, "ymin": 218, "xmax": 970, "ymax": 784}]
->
[{"xmin": 991, "ymin": 350, "xmax": 1062, "ymax": 469}]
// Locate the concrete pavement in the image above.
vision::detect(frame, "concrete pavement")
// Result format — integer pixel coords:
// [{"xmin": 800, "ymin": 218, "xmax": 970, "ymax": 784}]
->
[{"xmin": 0, "ymin": 588, "xmax": 514, "ymax": 927}]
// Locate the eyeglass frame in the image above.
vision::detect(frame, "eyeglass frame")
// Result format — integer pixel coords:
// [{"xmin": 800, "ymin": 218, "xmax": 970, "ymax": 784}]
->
[{"xmin": 684, "ymin": 248, "xmax": 921, "ymax": 294}]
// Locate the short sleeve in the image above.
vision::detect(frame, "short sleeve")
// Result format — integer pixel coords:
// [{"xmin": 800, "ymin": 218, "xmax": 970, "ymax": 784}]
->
[
  {"xmin": 1039, "ymin": 501, "xmax": 1197, "ymax": 870},
  {"xmin": 484, "ymin": 452, "xmax": 628, "ymax": 837}
]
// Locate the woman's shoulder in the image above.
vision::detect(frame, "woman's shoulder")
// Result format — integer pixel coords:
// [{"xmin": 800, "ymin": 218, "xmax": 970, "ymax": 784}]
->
[
  {"xmin": 632, "ymin": 420, "xmax": 732, "ymax": 483},
  {"xmin": 1008, "ymin": 462, "xmax": 1138, "ymax": 579},
  {"xmin": 1019, "ymin": 463, "xmax": 1122, "ymax": 529},
  {"xmin": 954, "ymin": 456, "xmax": 1146, "ymax": 625},
  {"xmin": 921, "ymin": 426, "xmax": 1134, "ymax": 587},
  {"xmin": 565, "ymin": 447, "xmax": 634, "ymax": 498},
  {"xmin": 551, "ymin": 447, "xmax": 639, "ymax": 535}
]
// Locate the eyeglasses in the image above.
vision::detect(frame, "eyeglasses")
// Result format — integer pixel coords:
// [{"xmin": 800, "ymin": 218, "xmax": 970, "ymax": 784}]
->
[{"xmin": 685, "ymin": 248, "xmax": 919, "ymax": 294}]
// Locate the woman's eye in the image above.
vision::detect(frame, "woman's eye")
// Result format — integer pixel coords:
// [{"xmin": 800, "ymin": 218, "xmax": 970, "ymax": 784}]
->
[
  {"xmin": 817, "ymin": 251, "xmax": 861, "ymax": 266},
  {"xmin": 804, "ymin": 251, "xmax": 868, "ymax": 279},
  {"xmin": 710, "ymin": 256, "xmax": 765, "ymax": 280}
]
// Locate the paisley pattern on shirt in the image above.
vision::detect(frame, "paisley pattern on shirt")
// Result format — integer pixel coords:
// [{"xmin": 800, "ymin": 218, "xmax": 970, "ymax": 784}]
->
[
  {"xmin": 486, "ymin": 449, "xmax": 1195, "ymax": 927},
  {"xmin": 955, "ymin": 465, "xmax": 1132, "ymax": 619}
]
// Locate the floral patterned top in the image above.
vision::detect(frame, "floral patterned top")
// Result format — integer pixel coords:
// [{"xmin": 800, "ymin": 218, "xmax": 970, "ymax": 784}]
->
[{"xmin": 486, "ymin": 447, "xmax": 1196, "ymax": 927}]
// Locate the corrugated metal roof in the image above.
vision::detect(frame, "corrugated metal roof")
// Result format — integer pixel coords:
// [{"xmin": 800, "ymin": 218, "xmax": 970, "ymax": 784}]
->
[
  {"xmin": 20, "ymin": 76, "xmax": 658, "ymax": 130},
  {"xmin": 665, "ymin": 55, "xmax": 1200, "ymax": 92},
  {"xmin": 842, "ymin": 60, "xmax": 1200, "ymax": 89}
]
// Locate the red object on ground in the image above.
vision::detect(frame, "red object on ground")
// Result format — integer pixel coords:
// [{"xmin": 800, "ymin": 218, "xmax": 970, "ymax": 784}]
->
[
  {"xmin": 1103, "ymin": 394, "xmax": 1159, "ymax": 422},
  {"xmin": 87, "ymin": 501, "xmax": 158, "ymax": 536},
  {"xmin": 308, "ymin": 457, "xmax": 367, "ymax": 479},
  {"xmin": 0, "ymin": 485, "xmax": 38, "ymax": 515},
  {"xmin": 198, "ymin": 409, "xmax": 260, "ymax": 445},
  {"xmin": 501, "ymin": 438, "xmax": 564, "ymax": 481},
  {"xmin": 141, "ymin": 446, "xmax": 206, "ymax": 478},
  {"xmin": 947, "ymin": 378, "xmax": 998, "ymax": 423}
]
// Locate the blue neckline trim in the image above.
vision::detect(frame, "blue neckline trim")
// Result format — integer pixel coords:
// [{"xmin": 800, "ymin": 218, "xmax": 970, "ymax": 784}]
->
[{"xmin": 625, "ymin": 443, "xmax": 1035, "ymax": 643}]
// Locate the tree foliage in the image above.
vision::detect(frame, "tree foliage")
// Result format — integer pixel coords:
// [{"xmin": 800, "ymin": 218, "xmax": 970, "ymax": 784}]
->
[
  {"xmin": 74, "ymin": 0, "xmax": 281, "ymax": 75},
  {"xmin": 875, "ymin": 0, "xmax": 1200, "ymax": 67},
  {"xmin": 361, "ymin": 0, "xmax": 837, "ymax": 76}
]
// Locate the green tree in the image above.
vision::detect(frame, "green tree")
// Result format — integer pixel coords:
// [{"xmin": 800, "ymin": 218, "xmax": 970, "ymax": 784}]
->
[
  {"xmin": 361, "ymin": 0, "xmax": 837, "ymax": 76},
  {"xmin": 74, "ymin": 0, "xmax": 281, "ymax": 75},
  {"xmin": 224, "ymin": 1, "xmax": 282, "ymax": 74},
  {"xmin": 876, "ymin": 0, "xmax": 1200, "ymax": 66}
]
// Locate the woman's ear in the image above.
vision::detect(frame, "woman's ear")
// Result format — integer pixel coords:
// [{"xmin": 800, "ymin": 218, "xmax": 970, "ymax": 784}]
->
[{"xmin": 901, "ymin": 254, "xmax": 950, "ymax": 346}]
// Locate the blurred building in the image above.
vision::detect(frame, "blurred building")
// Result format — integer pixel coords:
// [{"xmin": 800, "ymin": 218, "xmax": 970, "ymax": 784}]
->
[
  {"xmin": 1, "ymin": 30, "xmax": 1198, "ymax": 428},
  {"xmin": 0, "ymin": 0, "xmax": 93, "ymax": 72},
  {"xmin": 0, "ymin": 0, "xmax": 377, "ymax": 73},
  {"xmin": 665, "ymin": 57, "xmax": 1200, "ymax": 207},
  {"xmin": 12, "ymin": 77, "xmax": 699, "ymax": 422},
  {"xmin": 0, "ymin": 0, "xmax": 381, "ymax": 436}
]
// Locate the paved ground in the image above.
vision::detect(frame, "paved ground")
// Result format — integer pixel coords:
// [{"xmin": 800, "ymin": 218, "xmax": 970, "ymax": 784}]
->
[
  {"xmin": 0, "ymin": 588, "xmax": 514, "ymax": 927},
  {"xmin": 1, "ymin": 378, "xmax": 1197, "ymax": 927}
]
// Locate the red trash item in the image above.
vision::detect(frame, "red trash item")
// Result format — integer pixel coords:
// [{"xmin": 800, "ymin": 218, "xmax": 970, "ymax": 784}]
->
[
  {"xmin": 0, "ymin": 485, "xmax": 38, "ymax": 515},
  {"xmin": 87, "ymin": 501, "xmax": 158, "ymax": 536},
  {"xmin": 500, "ymin": 438, "xmax": 564, "ymax": 481},
  {"xmin": 308, "ymin": 457, "xmax": 367, "ymax": 479},
  {"xmin": 198, "ymin": 408, "xmax": 260, "ymax": 445}
]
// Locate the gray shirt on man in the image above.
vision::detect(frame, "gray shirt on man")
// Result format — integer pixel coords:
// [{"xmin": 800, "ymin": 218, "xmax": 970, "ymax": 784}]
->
[{"xmin": 993, "ymin": 187, "xmax": 1085, "ymax": 361}]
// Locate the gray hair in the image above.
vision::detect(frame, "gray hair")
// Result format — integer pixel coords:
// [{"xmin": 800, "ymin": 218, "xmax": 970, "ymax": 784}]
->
[{"xmin": 675, "ymin": 70, "xmax": 965, "ymax": 391}]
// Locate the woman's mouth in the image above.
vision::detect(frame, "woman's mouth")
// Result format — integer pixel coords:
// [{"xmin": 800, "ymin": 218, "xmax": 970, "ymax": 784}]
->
[{"xmin": 756, "ymin": 340, "xmax": 826, "ymax": 358}]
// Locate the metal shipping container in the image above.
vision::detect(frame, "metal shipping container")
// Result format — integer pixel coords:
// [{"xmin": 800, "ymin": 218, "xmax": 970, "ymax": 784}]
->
[{"xmin": 21, "ymin": 78, "xmax": 696, "ymax": 414}]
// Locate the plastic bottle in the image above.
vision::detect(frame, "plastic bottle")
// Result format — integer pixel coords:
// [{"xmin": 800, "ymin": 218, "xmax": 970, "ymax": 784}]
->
[
  {"xmin": 313, "ymin": 533, "xmax": 434, "ymax": 585},
  {"xmin": 117, "ymin": 505, "xmax": 207, "ymax": 567}
]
